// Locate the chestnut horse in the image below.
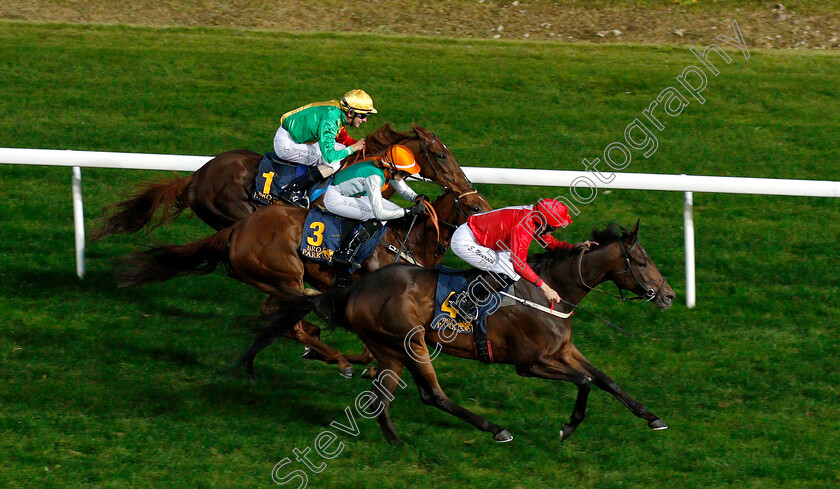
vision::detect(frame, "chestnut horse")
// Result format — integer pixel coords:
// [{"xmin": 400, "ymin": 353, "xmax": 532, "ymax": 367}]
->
[
  {"xmin": 250, "ymin": 223, "xmax": 676, "ymax": 444},
  {"xmin": 93, "ymin": 124, "xmax": 474, "ymax": 238},
  {"xmin": 118, "ymin": 189, "xmax": 492, "ymax": 378}
]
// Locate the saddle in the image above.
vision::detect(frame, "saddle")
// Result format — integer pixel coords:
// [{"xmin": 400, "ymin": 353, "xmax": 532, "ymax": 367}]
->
[
  {"xmin": 252, "ymin": 152, "xmax": 331, "ymax": 205},
  {"xmin": 431, "ymin": 267, "xmax": 516, "ymax": 363},
  {"xmin": 299, "ymin": 208, "xmax": 388, "ymax": 268}
]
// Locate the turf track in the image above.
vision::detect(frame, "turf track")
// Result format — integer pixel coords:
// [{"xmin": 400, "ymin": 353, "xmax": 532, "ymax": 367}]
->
[{"xmin": 1, "ymin": 22, "xmax": 838, "ymax": 489}]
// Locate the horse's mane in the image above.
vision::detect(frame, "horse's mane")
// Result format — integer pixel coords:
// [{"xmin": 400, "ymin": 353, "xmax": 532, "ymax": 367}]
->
[
  {"xmin": 365, "ymin": 123, "xmax": 416, "ymax": 153},
  {"xmin": 344, "ymin": 123, "xmax": 416, "ymax": 165},
  {"xmin": 529, "ymin": 224, "xmax": 625, "ymax": 273}
]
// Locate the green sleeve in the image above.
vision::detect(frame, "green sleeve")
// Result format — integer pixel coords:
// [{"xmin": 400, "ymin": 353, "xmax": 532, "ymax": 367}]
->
[{"xmin": 318, "ymin": 118, "xmax": 353, "ymax": 164}]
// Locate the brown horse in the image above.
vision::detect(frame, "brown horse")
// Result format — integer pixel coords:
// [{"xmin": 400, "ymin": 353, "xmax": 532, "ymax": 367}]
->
[
  {"xmin": 249, "ymin": 223, "xmax": 676, "ymax": 444},
  {"xmin": 118, "ymin": 188, "xmax": 492, "ymax": 378},
  {"xmin": 93, "ymin": 124, "xmax": 475, "ymax": 238}
]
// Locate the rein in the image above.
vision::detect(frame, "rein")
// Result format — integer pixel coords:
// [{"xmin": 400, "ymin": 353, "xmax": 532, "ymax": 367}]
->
[
  {"xmin": 379, "ymin": 190, "xmax": 465, "ymax": 266},
  {"xmin": 576, "ymin": 240, "xmax": 667, "ymax": 302}
]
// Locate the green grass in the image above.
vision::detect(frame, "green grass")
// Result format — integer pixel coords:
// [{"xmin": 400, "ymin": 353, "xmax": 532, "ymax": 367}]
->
[{"xmin": 1, "ymin": 22, "xmax": 839, "ymax": 489}]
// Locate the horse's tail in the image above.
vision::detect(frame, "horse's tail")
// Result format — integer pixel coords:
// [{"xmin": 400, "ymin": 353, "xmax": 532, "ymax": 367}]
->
[
  {"xmin": 116, "ymin": 225, "xmax": 233, "ymax": 288},
  {"xmin": 92, "ymin": 175, "xmax": 193, "ymax": 241}
]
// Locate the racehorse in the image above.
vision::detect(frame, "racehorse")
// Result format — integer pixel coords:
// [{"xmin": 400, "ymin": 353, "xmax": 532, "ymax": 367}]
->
[
  {"xmin": 249, "ymin": 222, "xmax": 676, "ymax": 444},
  {"xmin": 93, "ymin": 124, "xmax": 475, "ymax": 238},
  {"xmin": 118, "ymin": 188, "xmax": 492, "ymax": 378}
]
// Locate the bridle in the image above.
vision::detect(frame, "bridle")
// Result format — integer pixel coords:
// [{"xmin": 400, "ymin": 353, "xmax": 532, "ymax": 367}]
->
[
  {"xmin": 415, "ymin": 131, "xmax": 479, "ymax": 219},
  {"xmin": 577, "ymin": 237, "xmax": 668, "ymax": 302},
  {"xmin": 386, "ymin": 188, "xmax": 480, "ymax": 264}
]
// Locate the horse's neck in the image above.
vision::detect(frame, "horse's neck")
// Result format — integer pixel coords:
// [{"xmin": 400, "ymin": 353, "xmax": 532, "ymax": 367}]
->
[
  {"xmin": 550, "ymin": 244, "xmax": 619, "ymax": 305},
  {"xmin": 387, "ymin": 197, "xmax": 458, "ymax": 267}
]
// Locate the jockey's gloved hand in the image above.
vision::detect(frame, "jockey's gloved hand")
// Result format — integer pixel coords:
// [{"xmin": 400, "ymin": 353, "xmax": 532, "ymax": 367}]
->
[
  {"xmin": 414, "ymin": 194, "xmax": 429, "ymax": 203},
  {"xmin": 405, "ymin": 201, "xmax": 426, "ymax": 217},
  {"xmin": 574, "ymin": 240, "xmax": 599, "ymax": 252}
]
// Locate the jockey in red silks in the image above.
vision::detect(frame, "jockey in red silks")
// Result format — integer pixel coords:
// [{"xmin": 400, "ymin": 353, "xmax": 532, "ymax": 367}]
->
[{"xmin": 449, "ymin": 198, "xmax": 595, "ymax": 323}]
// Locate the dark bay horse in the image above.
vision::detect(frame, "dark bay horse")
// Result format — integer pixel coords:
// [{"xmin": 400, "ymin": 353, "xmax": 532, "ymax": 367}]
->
[
  {"xmin": 118, "ymin": 189, "xmax": 492, "ymax": 378},
  {"xmin": 93, "ymin": 124, "xmax": 475, "ymax": 239},
  {"xmin": 252, "ymin": 223, "xmax": 676, "ymax": 444}
]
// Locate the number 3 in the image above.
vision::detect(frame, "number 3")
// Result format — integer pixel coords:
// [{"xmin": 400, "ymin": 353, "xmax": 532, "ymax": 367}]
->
[{"xmin": 307, "ymin": 222, "xmax": 325, "ymax": 246}]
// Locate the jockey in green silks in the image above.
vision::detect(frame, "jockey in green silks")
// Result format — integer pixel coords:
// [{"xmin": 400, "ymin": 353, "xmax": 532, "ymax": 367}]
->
[{"xmin": 273, "ymin": 89, "xmax": 375, "ymax": 208}]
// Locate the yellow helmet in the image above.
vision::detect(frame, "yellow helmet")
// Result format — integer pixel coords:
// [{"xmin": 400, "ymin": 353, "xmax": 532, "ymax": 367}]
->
[
  {"xmin": 383, "ymin": 145, "xmax": 420, "ymax": 175},
  {"xmin": 339, "ymin": 89, "xmax": 377, "ymax": 114}
]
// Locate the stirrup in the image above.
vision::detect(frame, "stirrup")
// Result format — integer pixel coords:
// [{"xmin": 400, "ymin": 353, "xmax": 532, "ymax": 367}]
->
[
  {"xmin": 450, "ymin": 291, "xmax": 478, "ymax": 323},
  {"xmin": 332, "ymin": 252, "xmax": 361, "ymax": 269},
  {"xmin": 278, "ymin": 189, "xmax": 310, "ymax": 208}
]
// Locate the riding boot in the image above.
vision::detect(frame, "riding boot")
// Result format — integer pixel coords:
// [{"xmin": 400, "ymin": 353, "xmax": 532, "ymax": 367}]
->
[
  {"xmin": 450, "ymin": 273, "xmax": 515, "ymax": 365},
  {"xmin": 278, "ymin": 166, "xmax": 327, "ymax": 208},
  {"xmin": 450, "ymin": 273, "xmax": 516, "ymax": 323},
  {"xmin": 332, "ymin": 221, "xmax": 383, "ymax": 269}
]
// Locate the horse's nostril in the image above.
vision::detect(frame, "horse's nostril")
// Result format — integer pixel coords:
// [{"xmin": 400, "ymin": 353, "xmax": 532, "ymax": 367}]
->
[{"xmin": 665, "ymin": 294, "xmax": 675, "ymax": 303}]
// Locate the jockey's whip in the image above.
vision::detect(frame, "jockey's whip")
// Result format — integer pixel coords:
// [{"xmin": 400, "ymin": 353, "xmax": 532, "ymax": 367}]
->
[
  {"xmin": 394, "ymin": 214, "xmax": 418, "ymax": 264},
  {"xmin": 497, "ymin": 291, "xmax": 572, "ymax": 318}
]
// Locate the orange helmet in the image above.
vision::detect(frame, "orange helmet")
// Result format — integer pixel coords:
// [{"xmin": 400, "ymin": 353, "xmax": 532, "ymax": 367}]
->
[
  {"xmin": 383, "ymin": 145, "xmax": 421, "ymax": 175},
  {"xmin": 536, "ymin": 198, "xmax": 572, "ymax": 228}
]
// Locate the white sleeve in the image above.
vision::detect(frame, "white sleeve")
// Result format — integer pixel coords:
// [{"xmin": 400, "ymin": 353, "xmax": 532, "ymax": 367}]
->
[
  {"xmin": 391, "ymin": 179, "xmax": 418, "ymax": 202},
  {"xmin": 364, "ymin": 175, "xmax": 408, "ymax": 221}
]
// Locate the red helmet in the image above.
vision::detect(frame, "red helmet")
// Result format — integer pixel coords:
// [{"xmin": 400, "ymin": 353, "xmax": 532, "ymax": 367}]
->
[{"xmin": 536, "ymin": 198, "xmax": 572, "ymax": 228}]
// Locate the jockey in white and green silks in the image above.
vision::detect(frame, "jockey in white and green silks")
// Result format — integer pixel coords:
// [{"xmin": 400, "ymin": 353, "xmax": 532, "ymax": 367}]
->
[
  {"xmin": 273, "ymin": 89, "xmax": 375, "ymax": 208},
  {"xmin": 325, "ymin": 145, "xmax": 427, "ymax": 271}
]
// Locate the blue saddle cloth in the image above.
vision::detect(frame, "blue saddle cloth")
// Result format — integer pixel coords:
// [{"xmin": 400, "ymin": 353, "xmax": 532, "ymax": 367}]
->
[
  {"xmin": 252, "ymin": 153, "xmax": 330, "ymax": 205},
  {"xmin": 299, "ymin": 209, "xmax": 387, "ymax": 270},
  {"xmin": 431, "ymin": 267, "xmax": 512, "ymax": 336}
]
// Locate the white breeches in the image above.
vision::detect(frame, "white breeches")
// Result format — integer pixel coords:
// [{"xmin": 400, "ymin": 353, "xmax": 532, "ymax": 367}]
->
[
  {"xmin": 273, "ymin": 126, "xmax": 346, "ymax": 172},
  {"xmin": 450, "ymin": 223, "xmax": 522, "ymax": 281},
  {"xmin": 323, "ymin": 186, "xmax": 404, "ymax": 222}
]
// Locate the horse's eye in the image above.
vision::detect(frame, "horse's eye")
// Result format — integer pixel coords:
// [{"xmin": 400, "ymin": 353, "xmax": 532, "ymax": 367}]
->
[
  {"xmin": 437, "ymin": 153, "xmax": 446, "ymax": 160},
  {"xmin": 472, "ymin": 206, "xmax": 481, "ymax": 212},
  {"xmin": 637, "ymin": 261, "xmax": 647, "ymax": 268}
]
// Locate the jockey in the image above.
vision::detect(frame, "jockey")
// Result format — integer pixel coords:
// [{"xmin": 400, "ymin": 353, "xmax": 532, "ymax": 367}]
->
[
  {"xmin": 274, "ymin": 89, "xmax": 375, "ymax": 208},
  {"xmin": 324, "ymin": 144, "xmax": 427, "ymax": 269},
  {"xmin": 449, "ymin": 198, "xmax": 594, "ymax": 322}
]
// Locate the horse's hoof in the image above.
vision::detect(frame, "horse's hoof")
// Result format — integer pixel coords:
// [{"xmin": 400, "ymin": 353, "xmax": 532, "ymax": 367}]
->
[
  {"xmin": 559, "ymin": 424, "xmax": 576, "ymax": 441},
  {"xmin": 360, "ymin": 366, "xmax": 377, "ymax": 379},
  {"xmin": 649, "ymin": 418, "xmax": 668, "ymax": 431},
  {"xmin": 494, "ymin": 429, "xmax": 513, "ymax": 443},
  {"xmin": 301, "ymin": 347, "xmax": 317, "ymax": 359},
  {"xmin": 339, "ymin": 367, "xmax": 354, "ymax": 379}
]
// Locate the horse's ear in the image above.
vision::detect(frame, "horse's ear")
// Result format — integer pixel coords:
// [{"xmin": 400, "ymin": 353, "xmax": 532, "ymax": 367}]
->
[
  {"xmin": 628, "ymin": 220, "xmax": 640, "ymax": 242},
  {"xmin": 411, "ymin": 124, "xmax": 431, "ymax": 141}
]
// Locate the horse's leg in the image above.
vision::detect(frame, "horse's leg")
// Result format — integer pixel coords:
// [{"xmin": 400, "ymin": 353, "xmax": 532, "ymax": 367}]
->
[
  {"xmin": 234, "ymin": 322, "xmax": 288, "ymax": 384},
  {"xmin": 402, "ymin": 342, "xmax": 511, "ymax": 442},
  {"xmin": 368, "ymin": 354, "xmax": 406, "ymax": 445},
  {"xmin": 561, "ymin": 343, "xmax": 667, "ymax": 431},
  {"xmin": 256, "ymin": 296, "xmax": 356, "ymax": 378},
  {"xmin": 283, "ymin": 321, "xmax": 355, "ymax": 379},
  {"xmin": 518, "ymin": 361, "xmax": 593, "ymax": 441},
  {"xmin": 344, "ymin": 345, "xmax": 375, "ymax": 365}
]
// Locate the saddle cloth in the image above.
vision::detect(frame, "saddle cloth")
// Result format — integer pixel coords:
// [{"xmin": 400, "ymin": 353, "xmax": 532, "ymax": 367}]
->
[
  {"xmin": 252, "ymin": 152, "xmax": 331, "ymax": 205},
  {"xmin": 431, "ymin": 267, "xmax": 515, "ymax": 335},
  {"xmin": 299, "ymin": 209, "xmax": 388, "ymax": 269}
]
